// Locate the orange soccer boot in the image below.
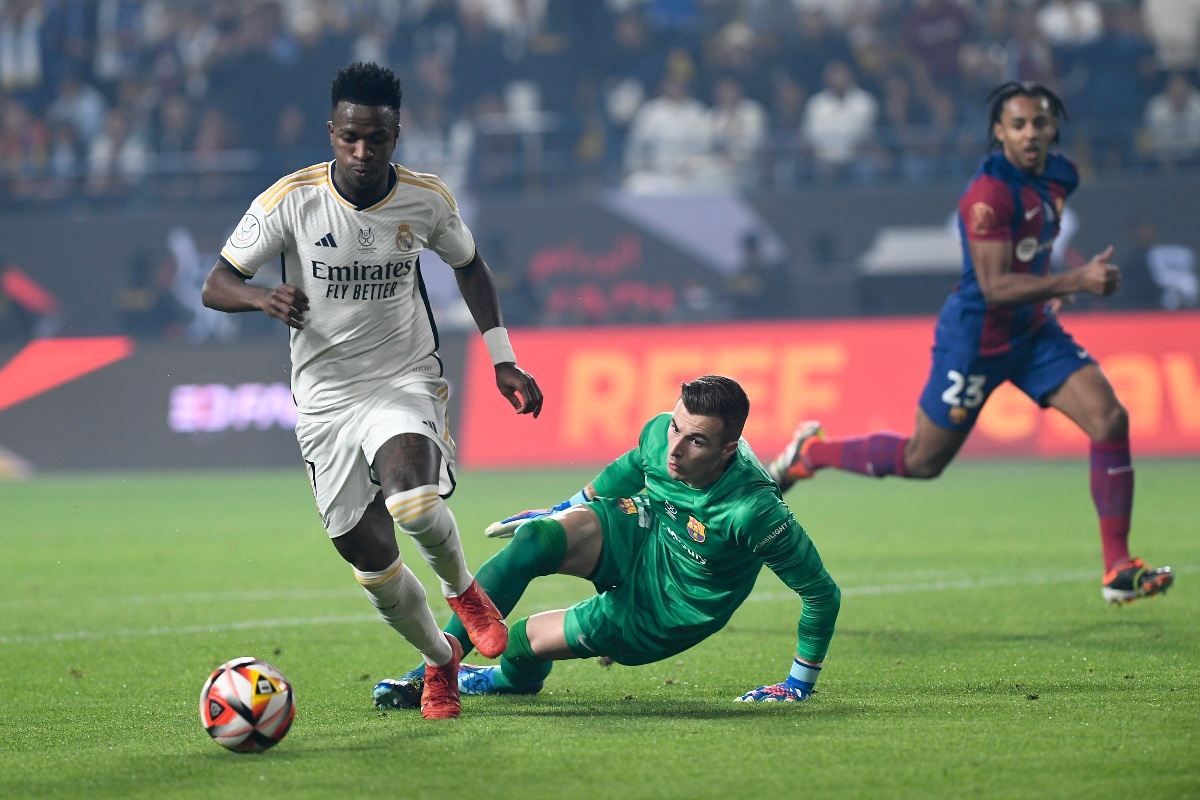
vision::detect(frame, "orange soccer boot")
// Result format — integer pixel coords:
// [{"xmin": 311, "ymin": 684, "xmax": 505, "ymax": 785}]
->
[
  {"xmin": 446, "ymin": 579, "xmax": 508, "ymax": 658},
  {"xmin": 766, "ymin": 421, "xmax": 825, "ymax": 491},
  {"xmin": 421, "ymin": 633, "xmax": 464, "ymax": 720},
  {"xmin": 1101, "ymin": 558, "xmax": 1174, "ymax": 604}
]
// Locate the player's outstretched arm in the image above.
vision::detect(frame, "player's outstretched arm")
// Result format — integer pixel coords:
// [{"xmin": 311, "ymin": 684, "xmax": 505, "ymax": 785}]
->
[
  {"xmin": 736, "ymin": 569, "xmax": 838, "ymax": 702},
  {"xmin": 486, "ymin": 431, "xmax": 651, "ymax": 536},
  {"xmin": 201, "ymin": 262, "xmax": 309, "ymax": 329},
  {"xmin": 741, "ymin": 504, "xmax": 841, "ymax": 702},
  {"xmin": 454, "ymin": 251, "xmax": 544, "ymax": 418},
  {"xmin": 972, "ymin": 241, "xmax": 1120, "ymax": 306},
  {"xmin": 484, "ymin": 485, "xmax": 594, "ymax": 538}
]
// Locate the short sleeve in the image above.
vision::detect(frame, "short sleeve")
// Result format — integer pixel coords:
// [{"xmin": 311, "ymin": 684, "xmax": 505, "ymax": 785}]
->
[
  {"xmin": 427, "ymin": 197, "xmax": 476, "ymax": 269},
  {"xmin": 591, "ymin": 414, "xmax": 663, "ymax": 498},
  {"xmin": 959, "ymin": 174, "xmax": 1014, "ymax": 242},
  {"xmin": 219, "ymin": 196, "xmax": 287, "ymax": 279}
]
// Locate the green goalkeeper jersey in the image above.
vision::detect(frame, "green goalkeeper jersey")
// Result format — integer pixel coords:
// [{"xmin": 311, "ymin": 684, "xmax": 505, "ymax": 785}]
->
[{"xmin": 590, "ymin": 413, "xmax": 840, "ymax": 663}]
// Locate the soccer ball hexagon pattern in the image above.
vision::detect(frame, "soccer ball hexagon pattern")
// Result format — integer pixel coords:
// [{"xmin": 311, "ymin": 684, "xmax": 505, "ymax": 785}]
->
[{"xmin": 199, "ymin": 657, "xmax": 295, "ymax": 752}]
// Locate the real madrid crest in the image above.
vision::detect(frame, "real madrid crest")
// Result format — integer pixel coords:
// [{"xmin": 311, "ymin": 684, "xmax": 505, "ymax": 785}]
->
[{"xmin": 396, "ymin": 223, "xmax": 414, "ymax": 252}]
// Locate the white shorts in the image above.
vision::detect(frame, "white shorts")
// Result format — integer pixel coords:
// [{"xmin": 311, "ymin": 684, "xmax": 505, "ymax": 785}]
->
[{"xmin": 295, "ymin": 373, "xmax": 456, "ymax": 538}]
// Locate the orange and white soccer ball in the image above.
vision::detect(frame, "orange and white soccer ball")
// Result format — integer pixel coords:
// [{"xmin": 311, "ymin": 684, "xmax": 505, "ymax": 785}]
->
[{"xmin": 199, "ymin": 657, "xmax": 295, "ymax": 752}]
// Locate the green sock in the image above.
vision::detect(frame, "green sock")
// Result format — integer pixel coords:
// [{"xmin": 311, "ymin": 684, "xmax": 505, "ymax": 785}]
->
[
  {"xmin": 413, "ymin": 517, "xmax": 568, "ymax": 672},
  {"xmin": 494, "ymin": 617, "xmax": 552, "ymax": 691}
]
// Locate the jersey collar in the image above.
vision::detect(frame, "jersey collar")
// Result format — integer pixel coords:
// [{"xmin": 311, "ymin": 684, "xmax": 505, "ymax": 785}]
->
[{"xmin": 328, "ymin": 161, "xmax": 399, "ymax": 212}]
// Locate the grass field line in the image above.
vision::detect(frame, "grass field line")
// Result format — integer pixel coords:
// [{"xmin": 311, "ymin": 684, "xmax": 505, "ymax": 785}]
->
[
  {"xmin": 3, "ymin": 564, "xmax": 1194, "ymax": 646},
  {"xmin": 0, "ymin": 587, "xmax": 364, "ymax": 611},
  {"xmin": 749, "ymin": 562, "xmax": 1199, "ymax": 603},
  {"xmin": 5, "ymin": 561, "xmax": 1190, "ymax": 612},
  {"xmin": 0, "ymin": 614, "xmax": 384, "ymax": 644}
]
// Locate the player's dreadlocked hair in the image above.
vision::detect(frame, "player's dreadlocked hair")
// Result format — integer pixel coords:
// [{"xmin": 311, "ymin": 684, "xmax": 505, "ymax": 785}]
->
[
  {"xmin": 680, "ymin": 376, "xmax": 751, "ymax": 443},
  {"xmin": 330, "ymin": 62, "xmax": 402, "ymax": 112},
  {"xmin": 986, "ymin": 81, "xmax": 1067, "ymax": 149}
]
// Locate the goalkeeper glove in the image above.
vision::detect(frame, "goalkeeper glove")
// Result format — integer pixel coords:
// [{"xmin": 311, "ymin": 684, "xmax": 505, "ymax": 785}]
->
[
  {"xmin": 734, "ymin": 658, "xmax": 820, "ymax": 702},
  {"xmin": 484, "ymin": 488, "xmax": 589, "ymax": 538}
]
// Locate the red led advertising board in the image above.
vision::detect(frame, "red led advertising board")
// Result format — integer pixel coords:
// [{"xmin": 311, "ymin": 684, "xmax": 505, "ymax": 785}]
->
[{"xmin": 459, "ymin": 313, "xmax": 1200, "ymax": 467}]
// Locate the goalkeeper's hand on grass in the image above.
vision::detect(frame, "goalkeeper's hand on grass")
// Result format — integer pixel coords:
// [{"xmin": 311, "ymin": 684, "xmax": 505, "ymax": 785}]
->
[
  {"xmin": 484, "ymin": 489, "xmax": 590, "ymax": 538},
  {"xmin": 734, "ymin": 678, "xmax": 811, "ymax": 702},
  {"xmin": 735, "ymin": 659, "xmax": 820, "ymax": 702}
]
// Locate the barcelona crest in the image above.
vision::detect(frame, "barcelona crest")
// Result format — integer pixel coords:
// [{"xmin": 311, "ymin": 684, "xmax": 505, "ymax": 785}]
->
[
  {"xmin": 617, "ymin": 498, "xmax": 638, "ymax": 515},
  {"xmin": 687, "ymin": 516, "xmax": 706, "ymax": 543},
  {"xmin": 396, "ymin": 223, "xmax": 414, "ymax": 251}
]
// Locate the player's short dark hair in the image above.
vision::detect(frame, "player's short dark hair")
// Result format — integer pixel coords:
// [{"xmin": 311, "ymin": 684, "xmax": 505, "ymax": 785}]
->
[
  {"xmin": 330, "ymin": 62, "xmax": 402, "ymax": 113},
  {"xmin": 986, "ymin": 81, "xmax": 1067, "ymax": 148},
  {"xmin": 680, "ymin": 375, "xmax": 750, "ymax": 443}
]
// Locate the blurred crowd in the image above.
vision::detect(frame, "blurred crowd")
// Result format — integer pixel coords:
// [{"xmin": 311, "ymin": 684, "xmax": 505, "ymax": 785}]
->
[{"xmin": 0, "ymin": 0, "xmax": 1199, "ymax": 202}]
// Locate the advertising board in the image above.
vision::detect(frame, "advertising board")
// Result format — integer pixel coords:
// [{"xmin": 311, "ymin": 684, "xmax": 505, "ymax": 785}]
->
[
  {"xmin": 459, "ymin": 313, "xmax": 1200, "ymax": 467},
  {"xmin": 0, "ymin": 335, "xmax": 468, "ymax": 471}
]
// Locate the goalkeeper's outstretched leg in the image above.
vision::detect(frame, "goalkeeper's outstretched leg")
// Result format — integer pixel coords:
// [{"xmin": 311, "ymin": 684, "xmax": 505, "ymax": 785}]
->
[{"xmin": 374, "ymin": 507, "xmax": 603, "ymax": 709}]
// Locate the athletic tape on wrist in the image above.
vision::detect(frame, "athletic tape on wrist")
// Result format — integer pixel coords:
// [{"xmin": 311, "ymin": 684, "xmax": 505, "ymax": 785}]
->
[
  {"xmin": 550, "ymin": 488, "xmax": 590, "ymax": 514},
  {"xmin": 482, "ymin": 326, "xmax": 517, "ymax": 366},
  {"xmin": 788, "ymin": 658, "xmax": 822, "ymax": 692}
]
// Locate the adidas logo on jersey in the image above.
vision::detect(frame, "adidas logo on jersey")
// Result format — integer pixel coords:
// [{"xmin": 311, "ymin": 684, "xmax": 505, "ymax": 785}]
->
[{"xmin": 315, "ymin": 233, "xmax": 338, "ymax": 247}]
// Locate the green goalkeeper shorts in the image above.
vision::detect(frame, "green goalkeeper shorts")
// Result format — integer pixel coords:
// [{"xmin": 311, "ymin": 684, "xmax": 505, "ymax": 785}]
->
[{"xmin": 562, "ymin": 496, "xmax": 711, "ymax": 666}]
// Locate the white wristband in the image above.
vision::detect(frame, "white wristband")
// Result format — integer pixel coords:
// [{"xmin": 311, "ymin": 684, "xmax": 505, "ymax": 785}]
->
[{"xmin": 482, "ymin": 326, "xmax": 517, "ymax": 366}]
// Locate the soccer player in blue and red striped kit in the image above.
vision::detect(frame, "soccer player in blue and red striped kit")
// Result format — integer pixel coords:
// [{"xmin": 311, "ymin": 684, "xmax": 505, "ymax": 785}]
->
[{"xmin": 768, "ymin": 82, "xmax": 1174, "ymax": 605}]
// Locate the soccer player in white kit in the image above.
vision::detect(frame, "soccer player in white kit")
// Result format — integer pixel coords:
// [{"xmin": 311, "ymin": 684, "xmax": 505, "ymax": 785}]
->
[{"xmin": 201, "ymin": 62, "xmax": 544, "ymax": 720}]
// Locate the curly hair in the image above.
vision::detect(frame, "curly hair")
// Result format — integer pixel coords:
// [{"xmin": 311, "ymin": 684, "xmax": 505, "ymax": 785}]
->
[
  {"xmin": 985, "ymin": 81, "xmax": 1067, "ymax": 149},
  {"xmin": 330, "ymin": 62, "xmax": 402, "ymax": 113}
]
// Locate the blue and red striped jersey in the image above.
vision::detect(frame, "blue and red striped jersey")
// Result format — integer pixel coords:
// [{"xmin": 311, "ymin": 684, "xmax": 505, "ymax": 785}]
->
[{"xmin": 942, "ymin": 151, "xmax": 1079, "ymax": 356}]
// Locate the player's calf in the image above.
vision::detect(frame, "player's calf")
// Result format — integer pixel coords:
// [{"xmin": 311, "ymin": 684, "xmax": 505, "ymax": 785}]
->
[
  {"xmin": 386, "ymin": 487, "xmax": 509, "ymax": 658},
  {"xmin": 353, "ymin": 554, "xmax": 454, "ymax": 667}
]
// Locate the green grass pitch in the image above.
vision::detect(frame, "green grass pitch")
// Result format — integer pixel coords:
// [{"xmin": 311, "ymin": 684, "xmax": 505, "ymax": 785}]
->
[{"xmin": 1, "ymin": 461, "xmax": 1197, "ymax": 799}]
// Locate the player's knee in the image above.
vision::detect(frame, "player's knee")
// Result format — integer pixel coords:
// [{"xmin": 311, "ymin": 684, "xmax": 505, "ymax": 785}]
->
[
  {"xmin": 508, "ymin": 518, "xmax": 568, "ymax": 575},
  {"xmin": 354, "ymin": 556, "xmax": 425, "ymax": 619},
  {"xmin": 384, "ymin": 486, "xmax": 445, "ymax": 536},
  {"xmin": 905, "ymin": 456, "xmax": 947, "ymax": 480},
  {"xmin": 1095, "ymin": 402, "xmax": 1129, "ymax": 441},
  {"xmin": 827, "ymin": 582, "xmax": 842, "ymax": 619}
]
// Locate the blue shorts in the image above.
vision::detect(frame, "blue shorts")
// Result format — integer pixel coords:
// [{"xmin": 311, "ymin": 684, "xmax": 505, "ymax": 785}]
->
[{"xmin": 918, "ymin": 320, "xmax": 1096, "ymax": 432}]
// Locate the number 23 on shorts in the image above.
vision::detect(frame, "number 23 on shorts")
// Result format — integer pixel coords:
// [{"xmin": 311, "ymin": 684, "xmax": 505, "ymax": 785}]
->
[{"xmin": 942, "ymin": 370, "xmax": 986, "ymax": 409}]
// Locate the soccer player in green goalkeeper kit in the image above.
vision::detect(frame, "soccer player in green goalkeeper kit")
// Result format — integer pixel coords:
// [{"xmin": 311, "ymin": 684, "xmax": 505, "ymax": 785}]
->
[{"xmin": 374, "ymin": 375, "xmax": 840, "ymax": 708}]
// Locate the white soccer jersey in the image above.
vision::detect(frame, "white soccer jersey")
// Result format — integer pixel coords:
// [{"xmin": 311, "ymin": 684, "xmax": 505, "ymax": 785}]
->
[{"xmin": 220, "ymin": 162, "xmax": 475, "ymax": 416}]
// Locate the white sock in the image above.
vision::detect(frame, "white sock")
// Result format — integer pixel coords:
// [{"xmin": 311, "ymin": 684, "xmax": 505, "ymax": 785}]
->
[
  {"xmin": 385, "ymin": 487, "xmax": 473, "ymax": 598},
  {"xmin": 353, "ymin": 554, "xmax": 452, "ymax": 666}
]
